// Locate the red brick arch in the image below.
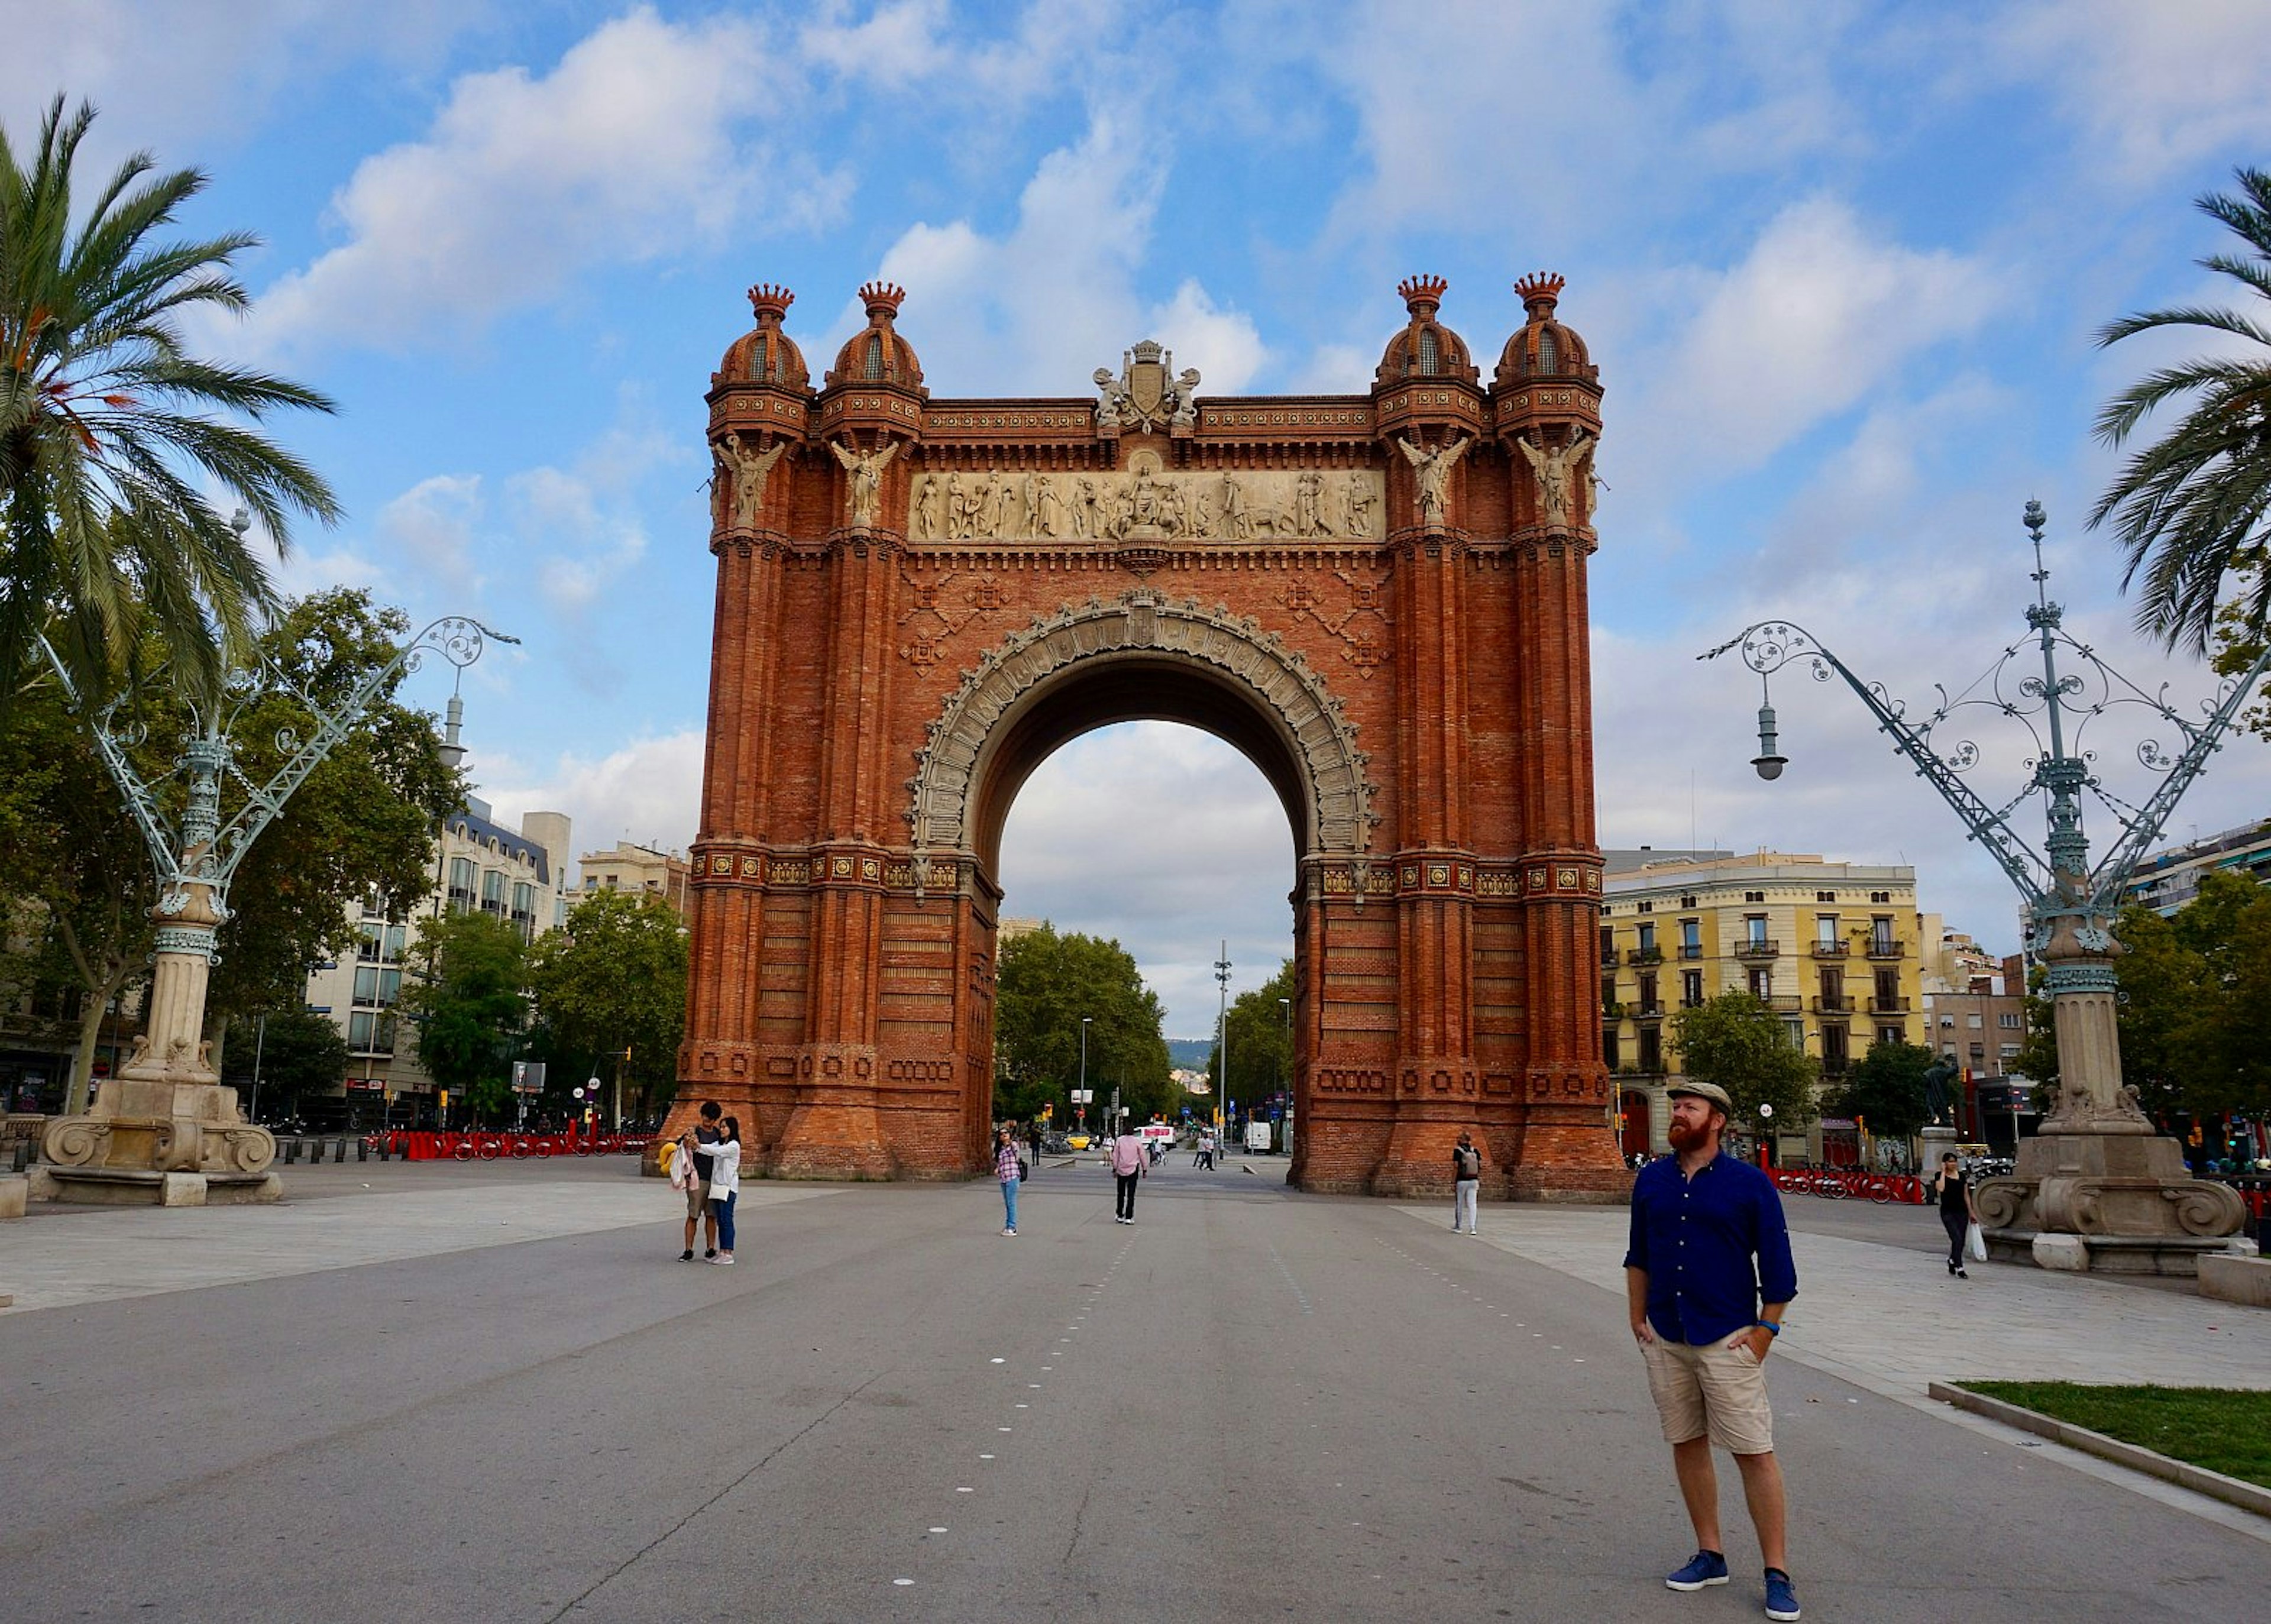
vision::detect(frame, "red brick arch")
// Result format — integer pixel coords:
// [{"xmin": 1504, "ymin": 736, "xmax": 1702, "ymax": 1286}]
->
[{"xmin": 674, "ymin": 279, "xmax": 1628, "ymax": 1199}]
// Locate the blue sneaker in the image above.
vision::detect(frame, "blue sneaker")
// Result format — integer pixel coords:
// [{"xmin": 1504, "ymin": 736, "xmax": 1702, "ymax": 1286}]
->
[
  {"xmin": 1665, "ymin": 1550, "xmax": 1729, "ymax": 1591},
  {"xmin": 1764, "ymin": 1568, "xmax": 1801, "ymax": 1621}
]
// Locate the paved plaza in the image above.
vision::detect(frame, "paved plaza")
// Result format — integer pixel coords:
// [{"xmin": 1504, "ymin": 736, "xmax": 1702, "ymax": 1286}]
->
[{"xmin": 3, "ymin": 1154, "xmax": 2266, "ymax": 1622}]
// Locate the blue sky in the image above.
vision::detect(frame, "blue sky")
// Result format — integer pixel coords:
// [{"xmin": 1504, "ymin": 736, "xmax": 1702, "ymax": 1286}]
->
[{"xmin": 14, "ymin": 1, "xmax": 2271, "ymax": 1035}]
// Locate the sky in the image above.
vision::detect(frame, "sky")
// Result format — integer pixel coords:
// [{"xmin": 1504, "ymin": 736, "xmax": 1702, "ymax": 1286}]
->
[{"xmin": 13, "ymin": 0, "xmax": 2271, "ymax": 1037}]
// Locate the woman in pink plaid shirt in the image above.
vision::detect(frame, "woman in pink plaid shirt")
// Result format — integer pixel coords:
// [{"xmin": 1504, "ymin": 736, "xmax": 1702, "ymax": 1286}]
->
[{"xmin": 995, "ymin": 1126, "xmax": 1021, "ymax": 1235}]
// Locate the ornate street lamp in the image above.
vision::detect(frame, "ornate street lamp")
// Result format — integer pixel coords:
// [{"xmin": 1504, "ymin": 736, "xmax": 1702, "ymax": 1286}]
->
[
  {"xmin": 34, "ymin": 612, "xmax": 515, "ymax": 1205},
  {"xmin": 1702, "ymin": 502, "xmax": 2264, "ymax": 1272}
]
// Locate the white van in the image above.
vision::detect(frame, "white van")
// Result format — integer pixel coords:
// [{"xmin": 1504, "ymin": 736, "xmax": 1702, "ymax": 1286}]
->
[{"xmin": 1244, "ymin": 1120, "xmax": 1275, "ymax": 1154}]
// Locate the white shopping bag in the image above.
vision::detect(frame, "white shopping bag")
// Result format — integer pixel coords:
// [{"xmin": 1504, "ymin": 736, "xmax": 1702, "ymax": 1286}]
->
[{"xmin": 1966, "ymin": 1221, "xmax": 1988, "ymax": 1262}]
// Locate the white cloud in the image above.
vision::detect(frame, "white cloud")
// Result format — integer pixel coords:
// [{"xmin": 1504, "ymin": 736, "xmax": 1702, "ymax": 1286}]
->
[
  {"xmin": 243, "ymin": 7, "xmax": 845, "ymax": 357},
  {"xmin": 863, "ymin": 111, "xmax": 1265, "ymax": 396},
  {"xmin": 378, "ymin": 474, "xmax": 487, "ymax": 598},
  {"xmin": 484, "ymin": 730, "xmax": 707, "ymax": 873},
  {"xmin": 1993, "ymin": 0, "xmax": 2271, "ymax": 182}
]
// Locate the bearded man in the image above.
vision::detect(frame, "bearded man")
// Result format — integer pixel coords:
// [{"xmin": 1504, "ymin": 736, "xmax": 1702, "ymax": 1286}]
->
[{"xmin": 1623, "ymin": 1080, "xmax": 1801, "ymax": 1623}]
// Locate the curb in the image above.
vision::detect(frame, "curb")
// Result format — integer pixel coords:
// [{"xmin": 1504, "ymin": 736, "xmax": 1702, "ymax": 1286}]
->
[{"xmin": 1930, "ymin": 1382, "xmax": 2271, "ymax": 1519}]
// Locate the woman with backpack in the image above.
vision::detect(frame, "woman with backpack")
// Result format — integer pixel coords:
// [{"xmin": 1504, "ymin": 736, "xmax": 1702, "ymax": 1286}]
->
[
  {"xmin": 1451, "ymin": 1130, "xmax": 1483, "ymax": 1235},
  {"xmin": 707, "ymin": 1115, "xmax": 742, "ymax": 1265}
]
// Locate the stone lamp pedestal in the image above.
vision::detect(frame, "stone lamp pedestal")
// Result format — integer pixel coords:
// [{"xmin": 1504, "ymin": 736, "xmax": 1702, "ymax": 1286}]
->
[
  {"xmin": 1975, "ymin": 922, "xmax": 2242, "ymax": 1275},
  {"xmin": 32, "ymin": 885, "xmax": 278, "ymax": 1207}
]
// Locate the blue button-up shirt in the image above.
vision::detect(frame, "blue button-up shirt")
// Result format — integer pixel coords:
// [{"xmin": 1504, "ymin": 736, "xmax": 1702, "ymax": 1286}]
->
[{"xmin": 1623, "ymin": 1151, "xmax": 1798, "ymax": 1346}]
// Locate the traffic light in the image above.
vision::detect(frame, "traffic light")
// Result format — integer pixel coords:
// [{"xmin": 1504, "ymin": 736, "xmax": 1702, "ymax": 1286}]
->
[{"xmin": 1042, "ymin": 1103, "xmax": 1053, "ymax": 1119}]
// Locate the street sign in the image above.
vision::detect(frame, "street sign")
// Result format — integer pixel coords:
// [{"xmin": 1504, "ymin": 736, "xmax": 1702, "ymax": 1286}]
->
[{"xmin": 512, "ymin": 1060, "xmax": 546, "ymax": 1095}]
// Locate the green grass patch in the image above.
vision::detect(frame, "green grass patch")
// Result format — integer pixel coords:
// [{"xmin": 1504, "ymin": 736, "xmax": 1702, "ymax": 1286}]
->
[{"xmin": 1962, "ymin": 1382, "xmax": 2271, "ymax": 1490}]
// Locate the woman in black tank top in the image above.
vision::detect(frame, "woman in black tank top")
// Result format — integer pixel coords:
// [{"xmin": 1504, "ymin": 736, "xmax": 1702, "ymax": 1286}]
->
[{"xmin": 1934, "ymin": 1153, "xmax": 1979, "ymax": 1277}]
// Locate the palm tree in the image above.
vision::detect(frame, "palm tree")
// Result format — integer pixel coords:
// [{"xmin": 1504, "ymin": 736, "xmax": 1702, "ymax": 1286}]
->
[
  {"xmin": 0, "ymin": 95, "xmax": 339, "ymax": 710},
  {"xmin": 2091, "ymin": 166, "xmax": 2271, "ymax": 654}
]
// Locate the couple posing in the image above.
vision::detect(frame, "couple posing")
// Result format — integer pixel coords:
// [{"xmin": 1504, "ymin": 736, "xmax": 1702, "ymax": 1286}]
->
[{"xmin": 671, "ymin": 1099, "xmax": 742, "ymax": 1265}]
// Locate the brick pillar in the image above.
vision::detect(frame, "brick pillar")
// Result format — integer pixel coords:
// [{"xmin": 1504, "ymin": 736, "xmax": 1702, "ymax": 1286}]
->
[{"xmin": 1376, "ymin": 522, "xmax": 1481, "ymax": 1195}]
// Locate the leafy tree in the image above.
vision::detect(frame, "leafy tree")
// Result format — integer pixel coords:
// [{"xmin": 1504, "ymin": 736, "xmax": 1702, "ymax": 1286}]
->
[
  {"xmin": 397, "ymin": 910, "xmax": 528, "ymax": 1120},
  {"xmin": 992, "ymin": 923, "xmax": 1173, "ymax": 1125},
  {"xmin": 1669, "ymin": 991, "xmax": 1820, "ymax": 1133},
  {"xmin": 237, "ymin": 1007, "xmax": 347, "ymax": 1116},
  {"xmin": 1833, "ymin": 1040, "xmax": 1935, "ymax": 1145},
  {"xmin": 1, "ymin": 97, "xmax": 338, "ymax": 712},
  {"xmin": 0, "ymin": 674, "xmax": 161, "ymax": 1109},
  {"xmin": 2090, "ymin": 166, "xmax": 2271, "ymax": 652},
  {"xmin": 1214, "ymin": 958, "xmax": 1295, "ymax": 1109},
  {"xmin": 526, "ymin": 888, "xmax": 688, "ymax": 1122}
]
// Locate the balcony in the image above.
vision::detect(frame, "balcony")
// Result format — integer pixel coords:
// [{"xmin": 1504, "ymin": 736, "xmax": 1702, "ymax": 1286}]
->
[
  {"xmin": 1627, "ymin": 946, "xmax": 1664, "ymax": 967},
  {"xmin": 1680, "ymin": 996, "xmax": 1706, "ymax": 1010},
  {"xmin": 1864, "ymin": 939, "xmax": 1904, "ymax": 960},
  {"xmin": 1820, "ymin": 1056, "xmax": 1850, "ymax": 1080},
  {"xmin": 1632, "ymin": 1002, "xmax": 1666, "ymax": 1022},
  {"xmin": 1678, "ymin": 943, "xmax": 1704, "ymax": 959},
  {"xmin": 1599, "ymin": 947, "xmax": 1620, "ymax": 969},
  {"xmin": 1761, "ymin": 994, "xmax": 1803, "ymax": 1012},
  {"xmin": 1869, "ymin": 995, "xmax": 1911, "ymax": 1015},
  {"xmin": 1733, "ymin": 938, "xmax": 1781, "ymax": 960},
  {"xmin": 1813, "ymin": 995, "xmax": 1852, "ymax": 1015},
  {"xmin": 1810, "ymin": 940, "xmax": 1849, "ymax": 958}
]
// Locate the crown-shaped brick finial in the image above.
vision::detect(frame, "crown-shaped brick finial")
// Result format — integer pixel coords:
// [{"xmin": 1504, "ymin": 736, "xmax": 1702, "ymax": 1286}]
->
[
  {"xmin": 1516, "ymin": 272, "xmax": 1565, "ymax": 315},
  {"xmin": 860, "ymin": 281, "xmax": 907, "ymax": 319},
  {"xmin": 1398, "ymin": 273, "xmax": 1449, "ymax": 316},
  {"xmin": 747, "ymin": 283, "xmax": 794, "ymax": 322}
]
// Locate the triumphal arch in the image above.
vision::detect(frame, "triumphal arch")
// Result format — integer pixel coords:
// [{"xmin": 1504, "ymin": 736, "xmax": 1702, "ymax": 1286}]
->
[{"xmin": 677, "ymin": 273, "xmax": 1625, "ymax": 1199}]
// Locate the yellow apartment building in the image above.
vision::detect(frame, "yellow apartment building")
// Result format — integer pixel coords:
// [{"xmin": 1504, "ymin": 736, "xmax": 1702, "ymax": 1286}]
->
[{"xmin": 1600, "ymin": 849, "xmax": 1925, "ymax": 1163}]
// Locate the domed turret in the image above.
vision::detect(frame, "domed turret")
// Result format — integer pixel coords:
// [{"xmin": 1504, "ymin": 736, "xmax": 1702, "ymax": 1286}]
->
[
  {"xmin": 1375, "ymin": 274, "xmax": 1478, "ymax": 386},
  {"xmin": 1494, "ymin": 273, "xmax": 1597, "ymax": 388},
  {"xmin": 826, "ymin": 282, "xmax": 925, "ymax": 389},
  {"xmin": 716, "ymin": 283, "xmax": 809, "ymax": 389}
]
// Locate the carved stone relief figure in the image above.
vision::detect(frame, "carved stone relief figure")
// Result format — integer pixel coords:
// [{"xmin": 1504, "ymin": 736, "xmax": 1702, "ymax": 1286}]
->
[
  {"xmin": 714, "ymin": 431, "xmax": 788, "ymax": 530},
  {"xmin": 903, "ymin": 465, "xmax": 1387, "ymax": 544},
  {"xmin": 1396, "ymin": 434, "xmax": 1471, "ymax": 526},
  {"xmin": 1518, "ymin": 429, "xmax": 1594, "ymax": 528},
  {"xmin": 830, "ymin": 437, "xmax": 901, "ymax": 528}
]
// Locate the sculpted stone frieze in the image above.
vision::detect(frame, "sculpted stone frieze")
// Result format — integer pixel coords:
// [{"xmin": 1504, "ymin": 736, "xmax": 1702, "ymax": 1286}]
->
[{"xmin": 907, "ymin": 457, "xmax": 1384, "ymax": 544}]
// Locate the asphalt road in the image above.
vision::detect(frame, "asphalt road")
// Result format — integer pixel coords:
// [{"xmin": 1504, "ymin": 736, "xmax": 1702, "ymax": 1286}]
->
[{"xmin": 4, "ymin": 1156, "xmax": 2266, "ymax": 1623}]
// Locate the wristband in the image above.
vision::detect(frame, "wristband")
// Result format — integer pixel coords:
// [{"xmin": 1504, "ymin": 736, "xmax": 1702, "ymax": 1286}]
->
[{"xmin": 1753, "ymin": 1320, "xmax": 1780, "ymax": 1337}]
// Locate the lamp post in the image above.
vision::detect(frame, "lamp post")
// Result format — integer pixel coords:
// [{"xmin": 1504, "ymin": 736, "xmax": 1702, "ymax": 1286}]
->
[
  {"xmin": 1214, "ymin": 942, "xmax": 1232, "ymax": 1154},
  {"xmin": 33, "ymin": 612, "xmax": 514, "ymax": 1206},
  {"xmin": 1078, "ymin": 1016, "xmax": 1091, "ymax": 1137},
  {"xmin": 1277, "ymin": 995, "xmax": 1292, "ymax": 1156},
  {"xmin": 1702, "ymin": 502, "xmax": 2260, "ymax": 1271}
]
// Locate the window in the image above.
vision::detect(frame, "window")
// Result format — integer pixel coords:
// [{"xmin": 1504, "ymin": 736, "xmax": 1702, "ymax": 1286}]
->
[
  {"xmin": 347, "ymin": 1012, "xmax": 396, "ymax": 1054},
  {"xmin": 1817, "ymin": 967, "xmax": 1843, "ymax": 1004},
  {"xmin": 385, "ymin": 924, "xmax": 407, "ymax": 960},
  {"xmin": 1816, "ymin": 891, "xmax": 1836, "ymax": 904},
  {"xmin": 358, "ymin": 922, "xmax": 383, "ymax": 962},
  {"xmin": 1998, "ymin": 1012, "xmax": 2022, "ymax": 1030},
  {"xmin": 1601, "ymin": 976, "xmax": 1619, "ymax": 1014},
  {"xmin": 2000, "ymin": 1044, "xmax": 2020, "ymax": 1062},
  {"xmin": 1745, "ymin": 914, "xmax": 1769, "ymax": 944},
  {"xmin": 1783, "ymin": 1020, "xmax": 1805, "ymax": 1051},
  {"xmin": 448, "ymin": 856, "xmax": 475, "ymax": 913},
  {"xmin": 1869, "ymin": 915, "xmax": 1895, "ymax": 954},
  {"xmin": 512, "ymin": 881, "xmax": 535, "ymax": 917},
  {"xmin": 352, "ymin": 966, "xmax": 404, "ymax": 1006},
  {"xmin": 1967, "ymin": 1013, "xmax": 1984, "ymax": 1028},
  {"xmin": 1681, "ymin": 969, "xmax": 1703, "ymax": 1008},
  {"xmin": 1678, "ymin": 894, "xmax": 1698, "ymax": 908},
  {"xmin": 1877, "ymin": 1025, "xmax": 1903, "ymax": 1047},
  {"xmin": 1600, "ymin": 926, "xmax": 1616, "ymax": 965},
  {"xmin": 1969, "ymin": 1043, "xmax": 1986, "ymax": 1063},
  {"xmin": 1603, "ymin": 1027, "xmax": 1620, "ymax": 1069},
  {"xmin": 1822, "ymin": 1024, "xmax": 1849, "ymax": 1070},
  {"xmin": 1869, "ymin": 891, "xmax": 1892, "ymax": 904},
  {"xmin": 1679, "ymin": 919, "xmax": 1701, "ymax": 958},
  {"xmin": 1638, "ymin": 1028, "xmax": 1662, "ymax": 1072},
  {"xmin": 1637, "ymin": 972, "xmax": 1658, "ymax": 1013},
  {"xmin": 1636, "ymin": 900, "xmax": 1653, "ymax": 914},
  {"xmin": 1875, "ymin": 969, "xmax": 1901, "ymax": 1008},
  {"xmin": 1743, "ymin": 891, "xmax": 1766, "ymax": 904},
  {"xmin": 1816, "ymin": 914, "xmax": 1838, "ymax": 944},
  {"xmin": 482, "ymin": 870, "xmax": 506, "ymax": 913},
  {"xmin": 1748, "ymin": 966, "xmax": 1772, "ymax": 999},
  {"xmin": 1636, "ymin": 922, "xmax": 1657, "ymax": 953}
]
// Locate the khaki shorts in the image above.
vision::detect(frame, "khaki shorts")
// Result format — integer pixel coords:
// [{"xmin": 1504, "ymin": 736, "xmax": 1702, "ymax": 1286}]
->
[
  {"xmin": 1639, "ymin": 1333, "xmax": 1774, "ymax": 1455},
  {"xmin": 685, "ymin": 1179, "xmax": 711, "ymax": 1219}
]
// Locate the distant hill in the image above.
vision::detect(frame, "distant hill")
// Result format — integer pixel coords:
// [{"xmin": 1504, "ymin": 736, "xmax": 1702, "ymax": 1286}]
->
[{"xmin": 1166, "ymin": 1037, "xmax": 1214, "ymax": 1070}]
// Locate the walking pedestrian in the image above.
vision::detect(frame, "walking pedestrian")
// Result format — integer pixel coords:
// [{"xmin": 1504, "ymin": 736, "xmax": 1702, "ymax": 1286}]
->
[
  {"xmin": 1624, "ymin": 1080, "xmax": 1801, "ymax": 1622},
  {"xmin": 1027, "ymin": 1119, "xmax": 1044, "ymax": 1172},
  {"xmin": 1108, "ymin": 1120, "xmax": 1146, "ymax": 1224},
  {"xmin": 1934, "ymin": 1151, "xmax": 1981, "ymax": 1279},
  {"xmin": 995, "ymin": 1126, "xmax": 1021, "ymax": 1235},
  {"xmin": 679, "ymin": 1099, "xmax": 722, "ymax": 1261},
  {"xmin": 1451, "ymin": 1130, "xmax": 1482, "ymax": 1235},
  {"xmin": 706, "ymin": 1115, "xmax": 742, "ymax": 1265}
]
